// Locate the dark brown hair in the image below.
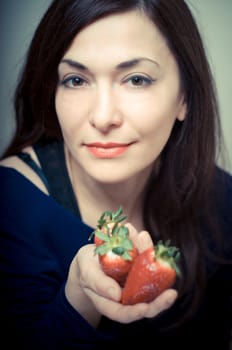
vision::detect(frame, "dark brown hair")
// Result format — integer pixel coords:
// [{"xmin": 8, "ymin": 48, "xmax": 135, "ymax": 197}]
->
[{"xmin": 2, "ymin": 0, "xmax": 225, "ymax": 325}]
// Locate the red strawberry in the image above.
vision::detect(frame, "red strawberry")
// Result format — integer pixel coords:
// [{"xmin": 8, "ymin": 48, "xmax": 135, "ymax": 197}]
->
[
  {"xmin": 121, "ymin": 240, "xmax": 181, "ymax": 305},
  {"xmin": 90, "ymin": 207, "xmax": 138, "ymax": 287}
]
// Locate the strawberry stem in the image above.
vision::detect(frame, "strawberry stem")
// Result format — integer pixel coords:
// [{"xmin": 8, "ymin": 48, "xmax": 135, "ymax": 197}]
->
[
  {"xmin": 155, "ymin": 240, "xmax": 181, "ymax": 276},
  {"xmin": 91, "ymin": 207, "xmax": 136, "ymax": 261}
]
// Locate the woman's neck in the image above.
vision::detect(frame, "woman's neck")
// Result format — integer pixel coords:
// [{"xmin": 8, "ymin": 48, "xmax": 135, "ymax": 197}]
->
[{"xmin": 65, "ymin": 147, "xmax": 147, "ymax": 230}]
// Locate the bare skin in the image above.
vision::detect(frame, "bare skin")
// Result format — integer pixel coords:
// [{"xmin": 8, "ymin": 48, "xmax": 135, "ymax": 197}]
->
[{"xmin": 65, "ymin": 224, "xmax": 177, "ymax": 328}]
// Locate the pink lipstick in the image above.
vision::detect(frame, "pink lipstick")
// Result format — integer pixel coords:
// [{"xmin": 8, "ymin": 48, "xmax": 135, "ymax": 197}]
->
[{"xmin": 85, "ymin": 142, "xmax": 129, "ymax": 158}]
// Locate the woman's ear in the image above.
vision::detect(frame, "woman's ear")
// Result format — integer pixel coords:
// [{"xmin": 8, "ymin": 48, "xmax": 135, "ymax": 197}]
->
[{"xmin": 177, "ymin": 100, "xmax": 187, "ymax": 122}]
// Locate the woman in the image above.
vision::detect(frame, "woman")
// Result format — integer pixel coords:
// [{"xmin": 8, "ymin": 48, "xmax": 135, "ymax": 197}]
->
[{"xmin": 0, "ymin": 0, "xmax": 231, "ymax": 349}]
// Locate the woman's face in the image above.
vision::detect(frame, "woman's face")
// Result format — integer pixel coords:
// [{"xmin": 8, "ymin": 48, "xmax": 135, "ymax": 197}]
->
[{"xmin": 55, "ymin": 10, "xmax": 186, "ymax": 184}]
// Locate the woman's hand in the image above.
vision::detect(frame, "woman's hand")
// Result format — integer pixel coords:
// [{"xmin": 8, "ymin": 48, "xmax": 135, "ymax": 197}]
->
[{"xmin": 65, "ymin": 224, "xmax": 177, "ymax": 327}]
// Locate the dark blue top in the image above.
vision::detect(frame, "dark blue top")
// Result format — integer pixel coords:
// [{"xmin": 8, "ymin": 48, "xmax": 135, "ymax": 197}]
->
[{"xmin": 0, "ymin": 166, "xmax": 232, "ymax": 349}]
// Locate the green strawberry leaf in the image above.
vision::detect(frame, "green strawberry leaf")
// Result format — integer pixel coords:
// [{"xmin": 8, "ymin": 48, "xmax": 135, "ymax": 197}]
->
[{"xmin": 94, "ymin": 231, "xmax": 110, "ymax": 242}]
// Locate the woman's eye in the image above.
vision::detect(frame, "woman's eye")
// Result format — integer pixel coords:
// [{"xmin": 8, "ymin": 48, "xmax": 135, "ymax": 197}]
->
[
  {"xmin": 126, "ymin": 75, "xmax": 155, "ymax": 87},
  {"xmin": 61, "ymin": 76, "xmax": 87, "ymax": 88}
]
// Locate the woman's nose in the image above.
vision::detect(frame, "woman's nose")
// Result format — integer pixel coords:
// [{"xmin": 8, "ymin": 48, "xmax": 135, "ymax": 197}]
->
[{"xmin": 88, "ymin": 86, "xmax": 122, "ymax": 132}]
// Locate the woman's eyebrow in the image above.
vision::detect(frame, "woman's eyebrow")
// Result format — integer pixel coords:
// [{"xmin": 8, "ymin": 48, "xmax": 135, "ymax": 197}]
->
[
  {"xmin": 116, "ymin": 57, "xmax": 159, "ymax": 70},
  {"xmin": 59, "ymin": 57, "xmax": 159, "ymax": 71},
  {"xmin": 59, "ymin": 59, "xmax": 88, "ymax": 71}
]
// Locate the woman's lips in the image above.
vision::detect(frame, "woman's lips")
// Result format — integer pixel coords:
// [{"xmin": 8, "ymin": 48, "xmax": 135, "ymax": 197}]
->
[{"xmin": 85, "ymin": 142, "xmax": 130, "ymax": 158}]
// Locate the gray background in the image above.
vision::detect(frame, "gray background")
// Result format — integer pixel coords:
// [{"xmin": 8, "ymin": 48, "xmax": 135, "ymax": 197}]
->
[{"xmin": 0, "ymin": 0, "xmax": 231, "ymax": 171}]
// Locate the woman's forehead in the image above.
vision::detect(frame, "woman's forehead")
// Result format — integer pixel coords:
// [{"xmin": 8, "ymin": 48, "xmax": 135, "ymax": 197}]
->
[{"xmin": 62, "ymin": 10, "xmax": 171, "ymax": 68}]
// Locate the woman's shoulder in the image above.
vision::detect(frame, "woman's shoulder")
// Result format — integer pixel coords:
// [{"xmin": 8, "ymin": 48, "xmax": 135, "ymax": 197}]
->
[
  {"xmin": 213, "ymin": 166, "xmax": 232, "ymax": 251},
  {"xmin": 215, "ymin": 164, "xmax": 232, "ymax": 180},
  {"xmin": 214, "ymin": 165, "xmax": 232, "ymax": 199},
  {"xmin": 0, "ymin": 146, "xmax": 48, "ymax": 194},
  {"xmin": 213, "ymin": 165, "xmax": 231, "ymax": 205}
]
